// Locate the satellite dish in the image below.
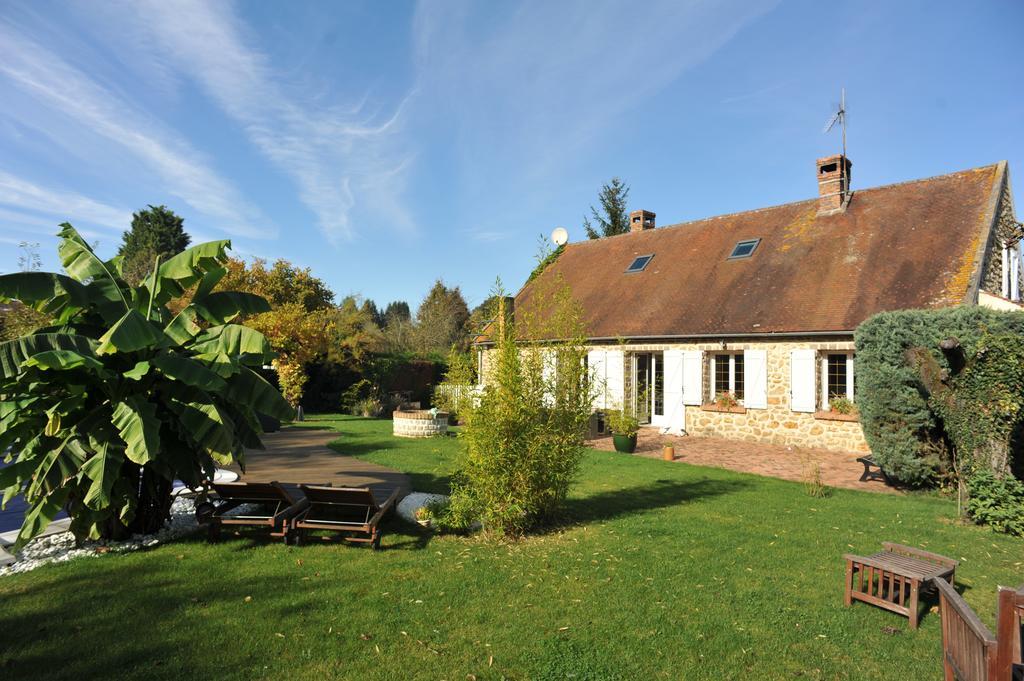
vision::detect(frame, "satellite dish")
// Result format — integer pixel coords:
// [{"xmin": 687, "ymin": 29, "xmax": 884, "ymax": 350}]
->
[{"xmin": 551, "ymin": 226, "xmax": 569, "ymax": 246}]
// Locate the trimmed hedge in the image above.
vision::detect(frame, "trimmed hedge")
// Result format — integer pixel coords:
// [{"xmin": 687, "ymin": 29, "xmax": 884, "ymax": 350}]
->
[{"xmin": 855, "ymin": 306, "xmax": 1024, "ymax": 485}]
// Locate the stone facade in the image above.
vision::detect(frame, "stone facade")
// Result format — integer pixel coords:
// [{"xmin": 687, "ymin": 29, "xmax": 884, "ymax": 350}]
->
[
  {"xmin": 982, "ymin": 177, "xmax": 1022, "ymax": 297},
  {"xmin": 393, "ymin": 410, "xmax": 449, "ymax": 438},
  {"xmin": 479, "ymin": 336, "xmax": 870, "ymax": 453}
]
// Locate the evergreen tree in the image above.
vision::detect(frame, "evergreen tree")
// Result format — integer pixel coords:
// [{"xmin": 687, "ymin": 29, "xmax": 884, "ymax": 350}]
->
[
  {"xmin": 583, "ymin": 177, "xmax": 630, "ymax": 239},
  {"xmin": 383, "ymin": 300, "xmax": 411, "ymax": 325},
  {"xmin": 118, "ymin": 205, "xmax": 191, "ymax": 283},
  {"xmin": 360, "ymin": 299, "xmax": 385, "ymax": 328},
  {"xmin": 414, "ymin": 280, "xmax": 471, "ymax": 354}
]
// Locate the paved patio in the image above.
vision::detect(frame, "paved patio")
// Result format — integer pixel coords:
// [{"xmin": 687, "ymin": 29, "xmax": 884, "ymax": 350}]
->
[
  {"xmin": 230, "ymin": 428, "xmax": 411, "ymax": 505},
  {"xmin": 589, "ymin": 428, "xmax": 898, "ymax": 494}
]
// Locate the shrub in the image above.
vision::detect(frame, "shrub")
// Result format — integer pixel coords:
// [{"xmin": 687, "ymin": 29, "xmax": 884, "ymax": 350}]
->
[
  {"xmin": 0, "ymin": 226, "xmax": 292, "ymax": 547},
  {"xmin": 965, "ymin": 469, "xmax": 1024, "ymax": 536},
  {"xmin": 606, "ymin": 406, "xmax": 639, "ymax": 437},
  {"xmin": 855, "ymin": 306, "xmax": 1024, "ymax": 485},
  {"xmin": 447, "ymin": 278, "xmax": 593, "ymax": 537}
]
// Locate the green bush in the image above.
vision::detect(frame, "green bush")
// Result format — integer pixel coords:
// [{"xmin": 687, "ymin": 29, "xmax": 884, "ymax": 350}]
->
[
  {"xmin": 965, "ymin": 469, "xmax": 1024, "ymax": 536},
  {"xmin": 447, "ymin": 280, "xmax": 593, "ymax": 537},
  {"xmin": 855, "ymin": 306, "xmax": 1024, "ymax": 485}
]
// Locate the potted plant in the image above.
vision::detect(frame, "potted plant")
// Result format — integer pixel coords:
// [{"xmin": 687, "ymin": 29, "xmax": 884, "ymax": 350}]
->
[
  {"xmin": 607, "ymin": 406, "xmax": 640, "ymax": 453},
  {"xmin": 414, "ymin": 506, "xmax": 433, "ymax": 528},
  {"xmin": 714, "ymin": 391, "xmax": 740, "ymax": 410},
  {"xmin": 829, "ymin": 396, "xmax": 857, "ymax": 416}
]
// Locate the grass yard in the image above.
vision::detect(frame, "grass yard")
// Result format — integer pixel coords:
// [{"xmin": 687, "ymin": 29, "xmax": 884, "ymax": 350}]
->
[{"xmin": 1, "ymin": 414, "xmax": 1020, "ymax": 680}]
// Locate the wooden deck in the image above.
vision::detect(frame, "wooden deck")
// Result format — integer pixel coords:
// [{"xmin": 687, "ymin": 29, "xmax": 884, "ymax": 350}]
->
[{"xmin": 229, "ymin": 428, "xmax": 410, "ymax": 506}]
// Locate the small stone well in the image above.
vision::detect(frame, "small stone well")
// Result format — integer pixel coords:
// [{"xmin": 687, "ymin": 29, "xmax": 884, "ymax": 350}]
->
[{"xmin": 393, "ymin": 409, "xmax": 449, "ymax": 438}]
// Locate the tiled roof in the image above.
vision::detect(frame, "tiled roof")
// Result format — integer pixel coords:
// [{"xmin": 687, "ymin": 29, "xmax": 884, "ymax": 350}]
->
[{"xmin": 508, "ymin": 162, "xmax": 1005, "ymax": 340}]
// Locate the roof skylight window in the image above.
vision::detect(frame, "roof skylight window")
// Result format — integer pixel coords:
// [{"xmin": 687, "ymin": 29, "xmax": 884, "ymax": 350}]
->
[
  {"xmin": 728, "ymin": 239, "xmax": 760, "ymax": 260},
  {"xmin": 626, "ymin": 254, "xmax": 654, "ymax": 273}
]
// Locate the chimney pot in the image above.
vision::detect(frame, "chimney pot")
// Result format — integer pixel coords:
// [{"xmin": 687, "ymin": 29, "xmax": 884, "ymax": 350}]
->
[
  {"xmin": 630, "ymin": 209, "xmax": 656, "ymax": 233},
  {"xmin": 816, "ymin": 155, "xmax": 852, "ymax": 214}
]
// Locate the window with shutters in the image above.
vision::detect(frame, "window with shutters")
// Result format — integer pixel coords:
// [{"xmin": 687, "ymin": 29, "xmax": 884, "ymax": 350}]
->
[{"xmin": 710, "ymin": 353, "xmax": 744, "ymax": 402}]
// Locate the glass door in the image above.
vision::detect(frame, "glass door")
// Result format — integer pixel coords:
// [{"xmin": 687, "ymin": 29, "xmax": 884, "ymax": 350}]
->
[{"xmin": 634, "ymin": 353, "xmax": 651, "ymax": 424}]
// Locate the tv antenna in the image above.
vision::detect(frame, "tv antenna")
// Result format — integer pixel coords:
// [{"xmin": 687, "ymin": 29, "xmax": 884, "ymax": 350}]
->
[{"xmin": 822, "ymin": 87, "xmax": 847, "ymax": 159}]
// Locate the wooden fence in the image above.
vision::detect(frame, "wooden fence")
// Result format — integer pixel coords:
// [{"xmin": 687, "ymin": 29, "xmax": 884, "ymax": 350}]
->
[{"xmin": 936, "ymin": 579, "xmax": 1023, "ymax": 680}]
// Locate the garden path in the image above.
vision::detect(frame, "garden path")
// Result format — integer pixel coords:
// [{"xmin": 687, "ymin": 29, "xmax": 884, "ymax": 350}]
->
[{"xmin": 232, "ymin": 428, "xmax": 411, "ymax": 505}]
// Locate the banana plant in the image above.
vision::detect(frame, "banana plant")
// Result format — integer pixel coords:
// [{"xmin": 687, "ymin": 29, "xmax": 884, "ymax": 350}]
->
[{"xmin": 0, "ymin": 224, "xmax": 294, "ymax": 549}]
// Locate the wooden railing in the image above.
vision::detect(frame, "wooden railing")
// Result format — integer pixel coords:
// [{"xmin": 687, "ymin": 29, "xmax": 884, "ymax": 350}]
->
[{"xmin": 936, "ymin": 579, "xmax": 1024, "ymax": 681}]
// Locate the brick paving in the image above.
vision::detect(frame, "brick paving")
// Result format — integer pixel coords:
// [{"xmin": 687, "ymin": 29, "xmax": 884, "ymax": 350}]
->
[{"xmin": 589, "ymin": 427, "xmax": 899, "ymax": 494}]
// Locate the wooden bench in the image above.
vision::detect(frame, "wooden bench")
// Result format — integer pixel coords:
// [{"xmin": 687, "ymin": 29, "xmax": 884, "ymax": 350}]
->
[
  {"xmin": 844, "ymin": 542, "xmax": 958, "ymax": 628},
  {"xmin": 936, "ymin": 580, "xmax": 1023, "ymax": 681},
  {"xmin": 856, "ymin": 456, "xmax": 889, "ymax": 483}
]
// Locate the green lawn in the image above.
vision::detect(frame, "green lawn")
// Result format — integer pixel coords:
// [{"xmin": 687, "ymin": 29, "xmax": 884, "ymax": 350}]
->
[{"xmin": 1, "ymin": 415, "xmax": 1020, "ymax": 680}]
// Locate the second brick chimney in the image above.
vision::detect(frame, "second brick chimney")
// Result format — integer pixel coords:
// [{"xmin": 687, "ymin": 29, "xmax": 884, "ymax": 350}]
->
[
  {"xmin": 816, "ymin": 155, "xmax": 852, "ymax": 214},
  {"xmin": 630, "ymin": 209, "xmax": 656, "ymax": 232}
]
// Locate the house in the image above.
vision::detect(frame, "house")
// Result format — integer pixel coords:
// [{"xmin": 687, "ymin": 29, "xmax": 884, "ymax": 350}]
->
[{"xmin": 475, "ymin": 155, "xmax": 1023, "ymax": 453}]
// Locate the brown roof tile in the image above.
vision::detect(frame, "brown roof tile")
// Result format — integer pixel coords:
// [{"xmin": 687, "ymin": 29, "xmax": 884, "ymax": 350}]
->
[{"xmin": 510, "ymin": 163, "xmax": 1004, "ymax": 340}]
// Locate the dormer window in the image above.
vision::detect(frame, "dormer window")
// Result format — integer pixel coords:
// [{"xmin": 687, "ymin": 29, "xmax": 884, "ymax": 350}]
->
[
  {"xmin": 626, "ymin": 254, "xmax": 654, "ymax": 273},
  {"xmin": 728, "ymin": 239, "xmax": 761, "ymax": 260}
]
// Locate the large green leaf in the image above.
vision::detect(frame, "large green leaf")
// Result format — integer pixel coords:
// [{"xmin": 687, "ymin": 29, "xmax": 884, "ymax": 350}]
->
[
  {"xmin": 96, "ymin": 310, "xmax": 169, "ymax": 355},
  {"xmin": 166, "ymin": 394, "xmax": 236, "ymax": 463},
  {"xmin": 193, "ymin": 291, "xmax": 271, "ymax": 325},
  {"xmin": 21, "ymin": 349, "xmax": 105, "ymax": 373},
  {"xmin": 81, "ymin": 442, "xmax": 124, "ymax": 509},
  {"xmin": 190, "ymin": 324, "xmax": 274, "ymax": 363},
  {"xmin": 226, "ymin": 366, "xmax": 294, "ymax": 420},
  {"xmin": 111, "ymin": 398, "xmax": 160, "ymax": 465},
  {"xmin": 164, "ymin": 306, "xmax": 202, "ymax": 345},
  {"xmin": 191, "ymin": 266, "xmax": 227, "ymax": 302},
  {"xmin": 148, "ymin": 240, "xmax": 231, "ymax": 306},
  {"xmin": 0, "ymin": 333, "xmax": 98, "ymax": 378},
  {"xmin": 15, "ymin": 486, "xmax": 71, "ymax": 551},
  {"xmin": 192, "ymin": 351, "xmax": 241, "ymax": 378},
  {"xmin": 0, "ymin": 272, "xmax": 89, "ymax": 313},
  {"xmin": 56, "ymin": 226, "xmax": 128, "ymax": 316},
  {"xmin": 152, "ymin": 354, "xmax": 227, "ymax": 392}
]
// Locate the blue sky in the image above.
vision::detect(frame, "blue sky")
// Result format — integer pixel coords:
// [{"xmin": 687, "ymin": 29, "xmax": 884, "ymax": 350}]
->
[{"xmin": 1, "ymin": 0, "xmax": 1022, "ymax": 311}]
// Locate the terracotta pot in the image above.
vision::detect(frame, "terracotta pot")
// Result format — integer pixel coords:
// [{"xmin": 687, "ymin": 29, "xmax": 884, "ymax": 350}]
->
[
  {"xmin": 662, "ymin": 446, "xmax": 675, "ymax": 461},
  {"xmin": 612, "ymin": 433, "xmax": 637, "ymax": 453}
]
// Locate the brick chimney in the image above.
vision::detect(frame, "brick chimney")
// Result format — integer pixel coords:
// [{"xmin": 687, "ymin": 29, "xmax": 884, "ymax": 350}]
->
[
  {"xmin": 629, "ymin": 209, "xmax": 656, "ymax": 233},
  {"xmin": 816, "ymin": 155, "xmax": 852, "ymax": 214}
]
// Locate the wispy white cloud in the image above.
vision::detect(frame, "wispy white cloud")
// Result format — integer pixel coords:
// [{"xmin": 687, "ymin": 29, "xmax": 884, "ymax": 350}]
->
[
  {"xmin": 107, "ymin": 0, "xmax": 416, "ymax": 243},
  {"xmin": 410, "ymin": 0, "xmax": 777, "ymax": 234},
  {"xmin": 0, "ymin": 172, "xmax": 132, "ymax": 232},
  {"xmin": 0, "ymin": 22, "xmax": 274, "ymax": 241}
]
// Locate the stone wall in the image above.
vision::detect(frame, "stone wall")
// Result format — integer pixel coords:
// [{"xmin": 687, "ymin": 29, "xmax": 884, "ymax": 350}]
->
[
  {"xmin": 610, "ymin": 338, "xmax": 869, "ymax": 453},
  {"xmin": 393, "ymin": 410, "xmax": 449, "ymax": 438},
  {"xmin": 982, "ymin": 176, "xmax": 1022, "ymax": 297},
  {"xmin": 477, "ymin": 337, "xmax": 870, "ymax": 452}
]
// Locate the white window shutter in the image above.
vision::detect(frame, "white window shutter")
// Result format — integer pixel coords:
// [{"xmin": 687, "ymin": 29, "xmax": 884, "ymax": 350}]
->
[
  {"xmin": 743, "ymin": 349, "xmax": 768, "ymax": 409},
  {"xmin": 682, "ymin": 350, "xmax": 703, "ymax": 405},
  {"xmin": 663, "ymin": 350, "xmax": 685, "ymax": 430},
  {"xmin": 790, "ymin": 349, "xmax": 816, "ymax": 412},
  {"xmin": 587, "ymin": 349, "xmax": 607, "ymax": 409},
  {"xmin": 541, "ymin": 348, "xmax": 556, "ymax": 405},
  {"xmin": 605, "ymin": 350, "xmax": 625, "ymax": 409}
]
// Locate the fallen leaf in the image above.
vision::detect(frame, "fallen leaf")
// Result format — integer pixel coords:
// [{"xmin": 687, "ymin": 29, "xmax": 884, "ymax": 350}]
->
[
  {"xmin": 360, "ymin": 633, "xmax": 372, "ymax": 641},
  {"xmin": 244, "ymin": 596, "xmax": 252, "ymax": 603}
]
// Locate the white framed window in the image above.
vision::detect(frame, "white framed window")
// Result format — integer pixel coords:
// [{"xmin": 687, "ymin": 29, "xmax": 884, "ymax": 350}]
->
[
  {"xmin": 1002, "ymin": 243, "xmax": 1021, "ymax": 301},
  {"xmin": 820, "ymin": 352, "xmax": 854, "ymax": 409},
  {"xmin": 709, "ymin": 353, "xmax": 744, "ymax": 403}
]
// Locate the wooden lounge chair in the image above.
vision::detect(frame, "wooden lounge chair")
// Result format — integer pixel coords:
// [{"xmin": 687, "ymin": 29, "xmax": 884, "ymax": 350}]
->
[
  {"xmin": 195, "ymin": 481, "xmax": 309, "ymax": 543},
  {"xmin": 291, "ymin": 485, "xmax": 400, "ymax": 550},
  {"xmin": 844, "ymin": 542, "xmax": 958, "ymax": 628}
]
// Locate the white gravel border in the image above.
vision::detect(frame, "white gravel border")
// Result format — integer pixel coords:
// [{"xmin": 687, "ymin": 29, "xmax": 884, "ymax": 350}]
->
[{"xmin": 0, "ymin": 497, "xmax": 201, "ymax": 577}]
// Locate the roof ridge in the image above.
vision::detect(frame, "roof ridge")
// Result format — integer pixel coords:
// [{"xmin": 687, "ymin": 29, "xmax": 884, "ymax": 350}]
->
[{"xmin": 566, "ymin": 162, "xmax": 1002, "ymax": 245}]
